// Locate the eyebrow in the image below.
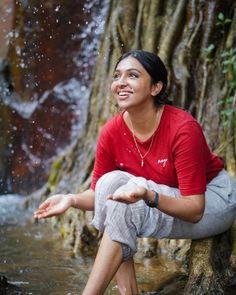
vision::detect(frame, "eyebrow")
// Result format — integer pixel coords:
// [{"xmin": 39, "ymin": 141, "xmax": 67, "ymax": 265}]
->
[{"xmin": 114, "ymin": 68, "xmax": 142, "ymax": 73}]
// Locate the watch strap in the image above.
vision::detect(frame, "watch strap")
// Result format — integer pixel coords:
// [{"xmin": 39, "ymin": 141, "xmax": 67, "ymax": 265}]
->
[{"xmin": 145, "ymin": 191, "xmax": 159, "ymax": 208}]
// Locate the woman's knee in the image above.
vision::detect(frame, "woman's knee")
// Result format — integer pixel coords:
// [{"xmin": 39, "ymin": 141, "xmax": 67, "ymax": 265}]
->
[{"xmin": 95, "ymin": 170, "xmax": 130, "ymax": 196}]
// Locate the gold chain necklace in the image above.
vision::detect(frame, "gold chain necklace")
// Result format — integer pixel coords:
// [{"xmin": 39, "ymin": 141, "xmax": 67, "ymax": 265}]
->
[{"xmin": 129, "ymin": 113, "xmax": 158, "ymax": 167}]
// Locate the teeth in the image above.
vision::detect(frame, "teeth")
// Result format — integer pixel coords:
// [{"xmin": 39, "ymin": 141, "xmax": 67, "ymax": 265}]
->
[{"xmin": 118, "ymin": 91, "xmax": 131, "ymax": 95}]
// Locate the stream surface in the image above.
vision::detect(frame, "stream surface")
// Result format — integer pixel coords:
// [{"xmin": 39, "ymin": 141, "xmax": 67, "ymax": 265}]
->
[
  {"xmin": 1, "ymin": 195, "xmax": 236, "ymax": 294},
  {"xmin": 0, "ymin": 195, "xmax": 183, "ymax": 294}
]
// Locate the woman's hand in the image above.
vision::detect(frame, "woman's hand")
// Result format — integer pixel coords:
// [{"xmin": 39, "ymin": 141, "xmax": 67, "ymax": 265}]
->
[
  {"xmin": 34, "ymin": 194, "xmax": 76, "ymax": 219},
  {"xmin": 106, "ymin": 186, "xmax": 147, "ymax": 204}
]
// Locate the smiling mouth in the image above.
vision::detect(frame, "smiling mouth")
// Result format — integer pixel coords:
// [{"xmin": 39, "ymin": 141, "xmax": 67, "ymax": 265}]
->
[{"xmin": 117, "ymin": 91, "xmax": 133, "ymax": 96}]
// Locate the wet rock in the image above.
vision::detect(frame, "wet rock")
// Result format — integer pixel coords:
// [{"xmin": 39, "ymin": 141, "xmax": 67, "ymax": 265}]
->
[
  {"xmin": 1, "ymin": 1, "xmax": 106, "ymax": 195},
  {"xmin": 140, "ymin": 274, "xmax": 187, "ymax": 295},
  {"xmin": 0, "ymin": 275, "xmax": 27, "ymax": 295}
]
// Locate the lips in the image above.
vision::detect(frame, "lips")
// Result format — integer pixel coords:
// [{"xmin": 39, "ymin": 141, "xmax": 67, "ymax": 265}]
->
[
  {"xmin": 117, "ymin": 90, "xmax": 133, "ymax": 99},
  {"xmin": 118, "ymin": 91, "xmax": 132, "ymax": 96}
]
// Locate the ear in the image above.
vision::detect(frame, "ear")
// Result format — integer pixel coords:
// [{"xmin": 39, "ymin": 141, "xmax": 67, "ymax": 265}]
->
[{"xmin": 151, "ymin": 81, "xmax": 163, "ymax": 96}]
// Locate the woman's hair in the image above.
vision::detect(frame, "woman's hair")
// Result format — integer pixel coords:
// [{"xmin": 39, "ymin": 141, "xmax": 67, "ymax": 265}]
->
[{"xmin": 115, "ymin": 50, "xmax": 169, "ymax": 106}]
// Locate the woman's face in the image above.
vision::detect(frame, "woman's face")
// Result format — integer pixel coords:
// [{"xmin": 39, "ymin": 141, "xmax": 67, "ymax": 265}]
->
[{"xmin": 111, "ymin": 56, "xmax": 160, "ymax": 110}]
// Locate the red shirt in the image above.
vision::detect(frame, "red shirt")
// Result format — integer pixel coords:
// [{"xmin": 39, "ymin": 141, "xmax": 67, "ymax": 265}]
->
[{"xmin": 91, "ymin": 105, "xmax": 224, "ymax": 196}]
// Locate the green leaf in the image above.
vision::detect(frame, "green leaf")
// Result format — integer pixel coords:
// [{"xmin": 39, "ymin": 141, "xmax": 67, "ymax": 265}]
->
[
  {"xmin": 227, "ymin": 96, "xmax": 234, "ymax": 103},
  {"xmin": 204, "ymin": 44, "xmax": 215, "ymax": 55},
  {"xmin": 223, "ymin": 120, "xmax": 230, "ymax": 127},
  {"xmin": 217, "ymin": 100, "xmax": 224, "ymax": 106},
  {"xmin": 222, "ymin": 60, "xmax": 231, "ymax": 65},
  {"xmin": 229, "ymin": 81, "xmax": 236, "ymax": 88},
  {"xmin": 221, "ymin": 109, "xmax": 235, "ymax": 116},
  {"xmin": 208, "ymin": 44, "xmax": 215, "ymax": 51},
  {"xmin": 218, "ymin": 12, "xmax": 225, "ymax": 21},
  {"xmin": 221, "ymin": 51, "xmax": 230, "ymax": 58}
]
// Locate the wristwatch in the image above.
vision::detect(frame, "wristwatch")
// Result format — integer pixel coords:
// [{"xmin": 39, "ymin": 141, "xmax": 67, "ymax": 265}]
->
[{"xmin": 145, "ymin": 191, "xmax": 159, "ymax": 208}]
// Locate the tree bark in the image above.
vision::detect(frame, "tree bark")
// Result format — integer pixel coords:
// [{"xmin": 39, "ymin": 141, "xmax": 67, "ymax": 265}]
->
[
  {"xmin": 31, "ymin": 0, "xmax": 236, "ymax": 293},
  {"xmin": 184, "ymin": 230, "xmax": 234, "ymax": 294}
]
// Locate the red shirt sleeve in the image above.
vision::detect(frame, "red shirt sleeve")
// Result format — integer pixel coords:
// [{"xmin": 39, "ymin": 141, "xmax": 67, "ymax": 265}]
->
[
  {"xmin": 90, "ymin": 126, "xmax": 117, "ymax": 190},
  {"xmin": 172, "ymin": 121, "xmax": 207, "ymax": 196}
]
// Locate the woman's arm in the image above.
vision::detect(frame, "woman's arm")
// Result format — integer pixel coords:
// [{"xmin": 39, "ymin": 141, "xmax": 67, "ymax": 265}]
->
[
  {"xmin": 34, "ymin": 189, "xmax": 95, "ymax": 219},
  {"xmin": 107, "ymin": 187, "xmax": 205, "ymax": 223},
  {"xmin": 145, "ymin": 189, "xmax": 205, "ymax": 223},
  {"xmin": 70, "ymin": 189, "xmax": 95, "ymax": 210}
]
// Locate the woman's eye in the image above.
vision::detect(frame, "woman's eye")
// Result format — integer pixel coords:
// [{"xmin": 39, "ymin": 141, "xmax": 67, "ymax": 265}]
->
[
  {"xmin": 112, "ymin": 73, "xmax": 120, "ymax": 80},
  {"xmin": 112, "ymin": 72, "xmax": 139, "ymax": 80},
  {"xmin": 129, "ymin": 72, "xmax": 138, "ymax": 78}
]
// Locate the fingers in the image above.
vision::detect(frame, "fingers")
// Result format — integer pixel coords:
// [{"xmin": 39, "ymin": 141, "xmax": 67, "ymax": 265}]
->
[
  {"xmin": 106, "ymin": 194, "xmax": 113, "ymax": 200},
  {"xmin": 34, "ymin": 208, "xmax": 58, "ymax": 219},
  {"xmin": 38, "ymin": 199, "xmax": 51, "ymax": 210},
  {"xmin": 107, "ymin": 194, "xmax": 123, "ymax": 201},
  {"xmin": 34, "ymin": 201, "xmax": 51, "ymax": 219},
  {"xmin": 106, "ymin": 187, "xmax": 147, "ymax": 204},
  {"xmin": 106, "ymin": 193, "xmax": 135, "ymax": 203},
  {"xmin": 34, "ymin": 195, "xmax": 61, "ymax": 219},
  {"xmin": 34, "ymin": 209, "xmax": 49, "ymax": 219}
]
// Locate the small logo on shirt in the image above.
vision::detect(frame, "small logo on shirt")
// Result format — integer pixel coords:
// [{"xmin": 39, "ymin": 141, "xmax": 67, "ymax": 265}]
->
[{"xmin": 157, "ymin": 158, "xmax": 168, "ymax": 167}]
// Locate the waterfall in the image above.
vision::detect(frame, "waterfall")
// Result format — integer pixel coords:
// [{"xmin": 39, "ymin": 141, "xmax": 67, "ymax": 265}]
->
[{"xmin": 0, "ymin": 0, "xmax": 108, "ymax": 195}]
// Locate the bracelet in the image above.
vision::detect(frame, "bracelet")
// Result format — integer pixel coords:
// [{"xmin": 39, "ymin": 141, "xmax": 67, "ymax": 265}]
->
[{"xmin": 145, "ymin": 191, "xmax": 159, "ymax": 208}]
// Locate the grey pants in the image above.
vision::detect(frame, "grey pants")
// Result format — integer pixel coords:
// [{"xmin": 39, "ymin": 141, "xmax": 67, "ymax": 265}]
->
[{"xmin": 91, "ymin": 169, "xmax": 236, "ymax": 260}]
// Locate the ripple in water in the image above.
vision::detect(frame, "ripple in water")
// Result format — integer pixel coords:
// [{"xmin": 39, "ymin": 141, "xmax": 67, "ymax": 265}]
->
[{"xmin": 0, "ymin": 194, "xmax": 31, "ymax": 225}]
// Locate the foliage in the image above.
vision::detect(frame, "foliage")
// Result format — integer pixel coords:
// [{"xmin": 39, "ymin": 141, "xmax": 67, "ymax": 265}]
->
[
  {"xmin": 203, "ymin": 44, "xmax": 215, "ymax": 62},
  {"xmin": 220, "ymin": 48, "xmax": 236, "ymax": 126},
  {"xmin": 216, "ymin": 12, "xmax": 232, "ymax": 34},
  {"xmin": 204, "ymin": 13, "xmax": 232, "ymax": 62},
  {"xmin": 204, "ymin": 13, "xmax": 235, "ymax": 127}
]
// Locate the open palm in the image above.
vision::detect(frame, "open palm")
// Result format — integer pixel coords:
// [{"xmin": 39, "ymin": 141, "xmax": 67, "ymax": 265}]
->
[
  {"xmin": 34, "ymin": 194, "xmax": 73, "ymax": 219},
  {"xmin": 106, "ymin": 186, "xmax": 147, "ymax": 204}
]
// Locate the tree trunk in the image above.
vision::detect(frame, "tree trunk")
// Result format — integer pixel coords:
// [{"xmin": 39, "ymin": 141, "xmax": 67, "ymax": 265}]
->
[
  {"xmin": 184, "ymin": 230, "xmax": 234, "ymax": 294},
  {"xmin": 31, "ymin": 0, "xmax": 236, "ymax": 293}
]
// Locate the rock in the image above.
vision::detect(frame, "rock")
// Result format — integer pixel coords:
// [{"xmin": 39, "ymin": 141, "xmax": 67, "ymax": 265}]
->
[
  {"xmin": 140, "ymin": 274, "xmax": 187, "ymax": 295},
  {"xmin": 0, "ymin": 275, "xmax": 27, "ymax": 295}
]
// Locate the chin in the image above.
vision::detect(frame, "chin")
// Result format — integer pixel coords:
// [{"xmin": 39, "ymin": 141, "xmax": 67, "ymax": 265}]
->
[{"xmin": 116, "ymin": 101, "xmax": 129, "ymax": 109}]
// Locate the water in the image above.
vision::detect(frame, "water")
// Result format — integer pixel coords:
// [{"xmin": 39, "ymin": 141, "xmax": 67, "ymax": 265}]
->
[
  {"xmin": 0, "ymin": 195, "xmax": 90, "ymax": 294},
  {"xmin": 0, "ymin": 223, "xmax": 94, "ymax": 294},
  {"xmin": 0, "ymin": 195, "xmax": 30, "ymax": 226},
  {"xmin": 0, "ymin": 0, "xmax": 109, "ymax": 195},
  {"xmin": 1, "ymin": 195, "xmax": 236, "ymax": 294},
  {"xmin": 0, "ymin": 195, "xmax": 183, "ymax": 294},
  {"xmin": 0, "ymin": 194, "xmax": 93, "ymax": 294},
  {"xmin": 0, "ymin": 223, "xmax": 183, "ymax": 294}
]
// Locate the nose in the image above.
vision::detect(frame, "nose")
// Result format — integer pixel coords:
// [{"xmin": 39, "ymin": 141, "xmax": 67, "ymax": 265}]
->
[{"xmin": 117, "ymin": 75, "xmax": 127, "ymax": 86}]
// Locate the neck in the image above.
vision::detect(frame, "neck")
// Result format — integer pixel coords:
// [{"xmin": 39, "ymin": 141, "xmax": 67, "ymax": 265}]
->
[{"xmin": 124, "ymin": 105, "xmax": 164, "ymax": 140}]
